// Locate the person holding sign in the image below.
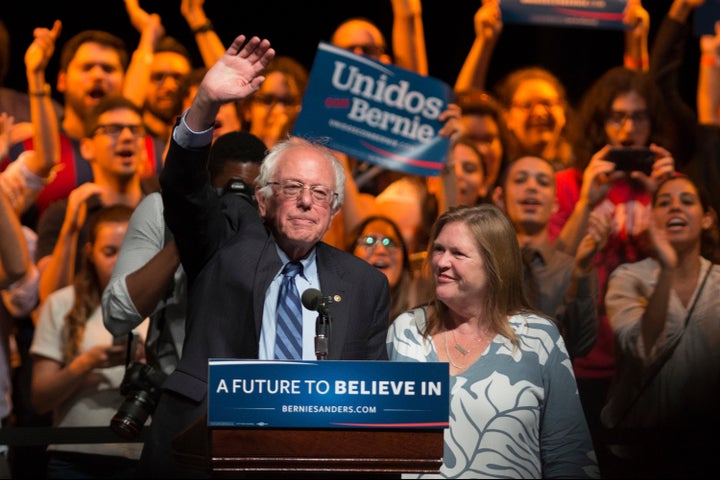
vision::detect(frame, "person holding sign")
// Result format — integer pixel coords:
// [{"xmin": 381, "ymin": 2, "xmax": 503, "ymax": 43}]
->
[
  {"xmin": 452, "ymin": 89, "xmax": 509, "ymax": 195},
  {"xmin": 142, "ymin": 34, "xmax": 391, "ymax": 478},
  {"xmin": 652, "ymin": 0, "xmax": 720, "ymax": 215},
  {"xmin": 292, "ymin": 38, "xmax": 461, "ymax": 254},
  {"xmin": 455, "ymin": 0, "xmax": 575, "ymax": 172},
  {"xmin": 455, "ymin": 0, "xmax": 653, "ymax": 174},
  {"xmin": 323, "ymin": 2, "xmax": 462, "ymax": 256},
  {"xmin": 331, "ymin": 0, "xmax": 428, "ymax": 79},
  {"xmin": 328, "ymin": 0, "xmax": 428, "ymax": 198},
  {"xmin": 387, "ymin": 204, "xmax": 599, "ymax": 479},
  {"xmin": 493, "ymin": 66, "xmax": 575, "ymax": 173}
]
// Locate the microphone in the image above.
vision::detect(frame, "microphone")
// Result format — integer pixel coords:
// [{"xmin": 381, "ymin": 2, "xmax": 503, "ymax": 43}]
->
[
  {"xmin": 302, "ymin": 288, "xmax": 340, "ymax": 360},
  {"xmin": 301, "ymin": 288, "xmax": 341, "ymax": 312}
]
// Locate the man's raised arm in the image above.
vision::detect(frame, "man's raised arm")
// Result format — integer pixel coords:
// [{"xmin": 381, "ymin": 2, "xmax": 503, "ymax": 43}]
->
[{"xmin": 159, "ymin": 35, "xmax": 274, "ymax": 281}]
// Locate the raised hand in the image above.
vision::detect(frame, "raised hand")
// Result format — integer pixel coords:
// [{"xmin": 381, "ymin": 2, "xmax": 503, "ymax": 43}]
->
[
  {"xmin": 700, "ymin": 19, "xmax": 720, "ymax": 58},
  {"xmin": 186, "ymin": 35, "xmax": 275, "ymax": 131},
  {"xmin": 64, "ymin": 182, "xmax": 106, "ymax": 233},
  {"xmin": 622, "ymin": 0, "xmax": 650, "ymax": 71},
  {"xmin": 0, "ymin": 112, "xmax": 32, "ymax": 159},
  {"xmin": 25, "ymin": 20, "xmax": 62, "ymax": 76},
  {"xmin": 200, "ymin": 35, "xmax": 274, "ymax": 102},
  {"xmin": 623, "ymin": 0, "xmax": 650, "ymax": 43},
  {"xmin": 646, "ymin": 207, "xmax": 677, "ymax": 269},
  {"xmin": 438, "ymin": 103, "xmax": 462, "ymax": 139},
  {"xmin": 124, "ymin": 0, "xmax": 151, "ymax": 32},
  {"xmin": 474, "ymin": 0, "xmax": 502, "ymax": 42},
  {"xmin": 575, "ymin": 210, "xmax": 612, "ymax": 272},
  {"xmin": 181, "ymin": 0, "xmax": 209, "ymax": 30}
]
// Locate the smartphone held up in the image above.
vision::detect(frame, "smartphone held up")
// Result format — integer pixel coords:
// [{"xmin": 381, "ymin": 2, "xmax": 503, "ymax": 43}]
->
[{"xmin": 606, "ymin": 146, "xmax": 654, "ymax": 175}]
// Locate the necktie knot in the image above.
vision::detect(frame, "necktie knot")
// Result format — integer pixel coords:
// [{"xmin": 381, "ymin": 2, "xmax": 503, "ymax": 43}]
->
[{"xmin": 283, "ymin": 261, "xmax": 303, "ymax": 278}]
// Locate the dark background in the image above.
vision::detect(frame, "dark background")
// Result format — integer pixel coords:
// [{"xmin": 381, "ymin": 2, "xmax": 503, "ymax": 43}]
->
[{"xmin": 0, "ymin": 0, "xmax": 702, "ymax": 109}]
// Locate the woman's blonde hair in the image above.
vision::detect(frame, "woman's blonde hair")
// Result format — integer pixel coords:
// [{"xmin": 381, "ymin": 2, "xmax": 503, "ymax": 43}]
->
[{"xmin": 423, "ymin": 204, "xmax": 532, "ymax": 347}]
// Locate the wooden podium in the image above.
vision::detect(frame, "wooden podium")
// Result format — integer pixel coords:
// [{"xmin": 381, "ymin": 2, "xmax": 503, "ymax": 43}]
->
[{"xmin": 172, "ymin": 415, "xmax": 444, "ymax": 478}]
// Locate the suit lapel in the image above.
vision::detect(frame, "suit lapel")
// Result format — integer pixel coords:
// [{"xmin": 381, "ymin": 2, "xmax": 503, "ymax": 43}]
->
[
  {"xmin": 254, "ymin": 241, "xmax": 351, "ymax": 357},
  {"xmin": 315, "ymin": 243, "xmax": 351, "ymax": 359},
  {"xmin": 254, "ymin": 238, "xmax": 282, "ymax": 337}
]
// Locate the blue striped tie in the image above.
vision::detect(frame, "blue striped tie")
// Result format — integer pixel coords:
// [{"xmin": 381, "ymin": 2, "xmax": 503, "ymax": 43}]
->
[{"xmin": 274, "ymin": 261, "xmax": 303, "ymax": 359}]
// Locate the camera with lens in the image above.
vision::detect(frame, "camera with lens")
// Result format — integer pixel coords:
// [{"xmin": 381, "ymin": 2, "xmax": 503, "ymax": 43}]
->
[
  {"xmin": 110, "ymin": 362, "xmax": 167, "ymax": 440},
  {"xmin": 221, "ymin": 177, "xmax": 257, "ymax": 208}
]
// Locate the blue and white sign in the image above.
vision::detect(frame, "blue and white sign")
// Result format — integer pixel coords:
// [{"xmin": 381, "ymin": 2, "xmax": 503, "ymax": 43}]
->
[
  {"xmin": 501, "ymin": 0, "xmax": 627, "ymax": 30},
  {"xmin": 292, "ymin": 42, "xmax": 453, "ymax": 177},
  {"xmin": 207, "ymin": 360, "xmax": 449, "ymax": 429},
  {"xmin": 693, "ymin": 0, "xmax": 720, "ymax": 37}
]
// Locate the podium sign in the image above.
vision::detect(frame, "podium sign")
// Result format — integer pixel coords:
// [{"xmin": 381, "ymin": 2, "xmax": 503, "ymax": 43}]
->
[{"xmin": 207, "ymin": 360, "xmax": 449, "ymax": 429}]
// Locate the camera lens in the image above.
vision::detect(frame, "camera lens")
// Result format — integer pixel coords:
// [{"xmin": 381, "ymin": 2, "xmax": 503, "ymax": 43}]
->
[
  {"xmin": 111, "ymin": 362, "xmax": 167, "ymax": 440},
  {"xmin": 111, "ymin": 390, "xmax": 156, "ymax": 440}
]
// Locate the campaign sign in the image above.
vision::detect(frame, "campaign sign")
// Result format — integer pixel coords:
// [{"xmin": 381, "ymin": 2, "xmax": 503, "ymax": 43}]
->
[
  {"xmin": 292, "ymin": 42, "xmax": 453, "ymax": 177},
  {"xmin": 207, "ymin": 360, "xmax": 449, "ymax": 429},
  {"xmin": 501, "ymin": 0, "xmax": 627, "ymax": 31},
  {"xmin": 693, "ymin": 0, "xmax": 720, "ymax": 37}
]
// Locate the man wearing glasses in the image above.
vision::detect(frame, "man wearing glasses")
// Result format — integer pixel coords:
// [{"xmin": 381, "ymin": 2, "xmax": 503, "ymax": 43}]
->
[
  {"xmin": 5, "ymin": 25, "xmax": 169, "ymax": 224},
  {"xmin": 140, "ymin": 35, "xmax": 390, "ymax": 478},
  {"xmin": 35, "ymin": 96, "xmax": 153, "ymax": 303},
  {"xmin": 141, "ymin": 37, "xmax": 192, "ymax": 144}
]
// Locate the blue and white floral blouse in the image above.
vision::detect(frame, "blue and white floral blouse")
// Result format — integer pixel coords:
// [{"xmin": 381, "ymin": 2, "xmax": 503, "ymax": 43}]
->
[{"xmin": 387, "ymin": 307, "xmax": 599, "ymax": 479}]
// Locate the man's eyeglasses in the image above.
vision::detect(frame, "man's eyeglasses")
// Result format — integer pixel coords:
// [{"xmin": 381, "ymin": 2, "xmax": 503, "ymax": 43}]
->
[
  {"xmin": 357, "ymin": 235, "xmax": 399, "ymax": 251},
  {"xmin": 343, "ymin": 44, "xmax": 385, "ymax": 58},
  {"xmin": 251, "ymin": 94, "xmax": 300, "ymax": 107},
  {"xmin": 267, "ymin": 180, "xmax": 337, "ymax": 206},
  {"xmin": 149, "ymin": 71, "xmax": 186, "ymax": 84},
  {"xmin": 92, "ymin": 123, "xmax": 146, "ymax": 138},
  {"xmin": 606, "ymin": 110, "xmax": 650, "ymax": 126},
  {"xmin": 511, "ymin": 99, "xmax": 562, "ymax": 111}
]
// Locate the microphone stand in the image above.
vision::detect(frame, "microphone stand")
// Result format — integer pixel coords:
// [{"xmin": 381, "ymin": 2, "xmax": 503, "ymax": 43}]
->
[{"xmin": 314, "ymin": 304, "xmax": 331, "ymax": 360}]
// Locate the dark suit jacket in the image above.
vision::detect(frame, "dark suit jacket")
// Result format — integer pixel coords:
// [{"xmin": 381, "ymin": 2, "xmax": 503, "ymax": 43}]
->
[{"xmin": 155, "ymin": 135, "xmax": 391, "ymax": 436}]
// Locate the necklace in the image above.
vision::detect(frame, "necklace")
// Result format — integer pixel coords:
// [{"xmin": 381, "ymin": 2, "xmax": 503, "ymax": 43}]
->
[
  {"xmin": 444, "ymin": 331, "xmax": 467, "ymax": 370},
  {"xmin": 451, "ymin": 329, "xmax": 469, "ymax": 355}
]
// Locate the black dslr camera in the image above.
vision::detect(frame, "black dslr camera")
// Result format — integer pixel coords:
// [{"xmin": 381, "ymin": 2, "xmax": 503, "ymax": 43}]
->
[
  {"xmin": 110, "ymin": 362, "xmax": 167, "ymax": 440},
  {"xmin": 222, "ymin": 177, "xmax": 257, "ymax": 208}
]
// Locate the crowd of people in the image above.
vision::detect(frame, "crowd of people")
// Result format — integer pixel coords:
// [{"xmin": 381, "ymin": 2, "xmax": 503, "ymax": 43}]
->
[{"xmin": 1, "ymin": 0, "xmax": 719, "ymax": 478}]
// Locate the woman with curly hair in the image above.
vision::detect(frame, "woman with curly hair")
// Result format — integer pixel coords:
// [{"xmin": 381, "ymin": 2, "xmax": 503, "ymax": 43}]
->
[
  {"xmin": 548, "ymin": 65, "xmax": 678, "ymax": 474},
  {"xmin": 494, "ymin": 66, "xmax": 576, "ymax": 172}
]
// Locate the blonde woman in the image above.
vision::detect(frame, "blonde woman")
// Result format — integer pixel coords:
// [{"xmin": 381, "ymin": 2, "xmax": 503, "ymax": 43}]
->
[{"xmin": 387, "ymin": 204, "xmax": 598, "ymax": 478}]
